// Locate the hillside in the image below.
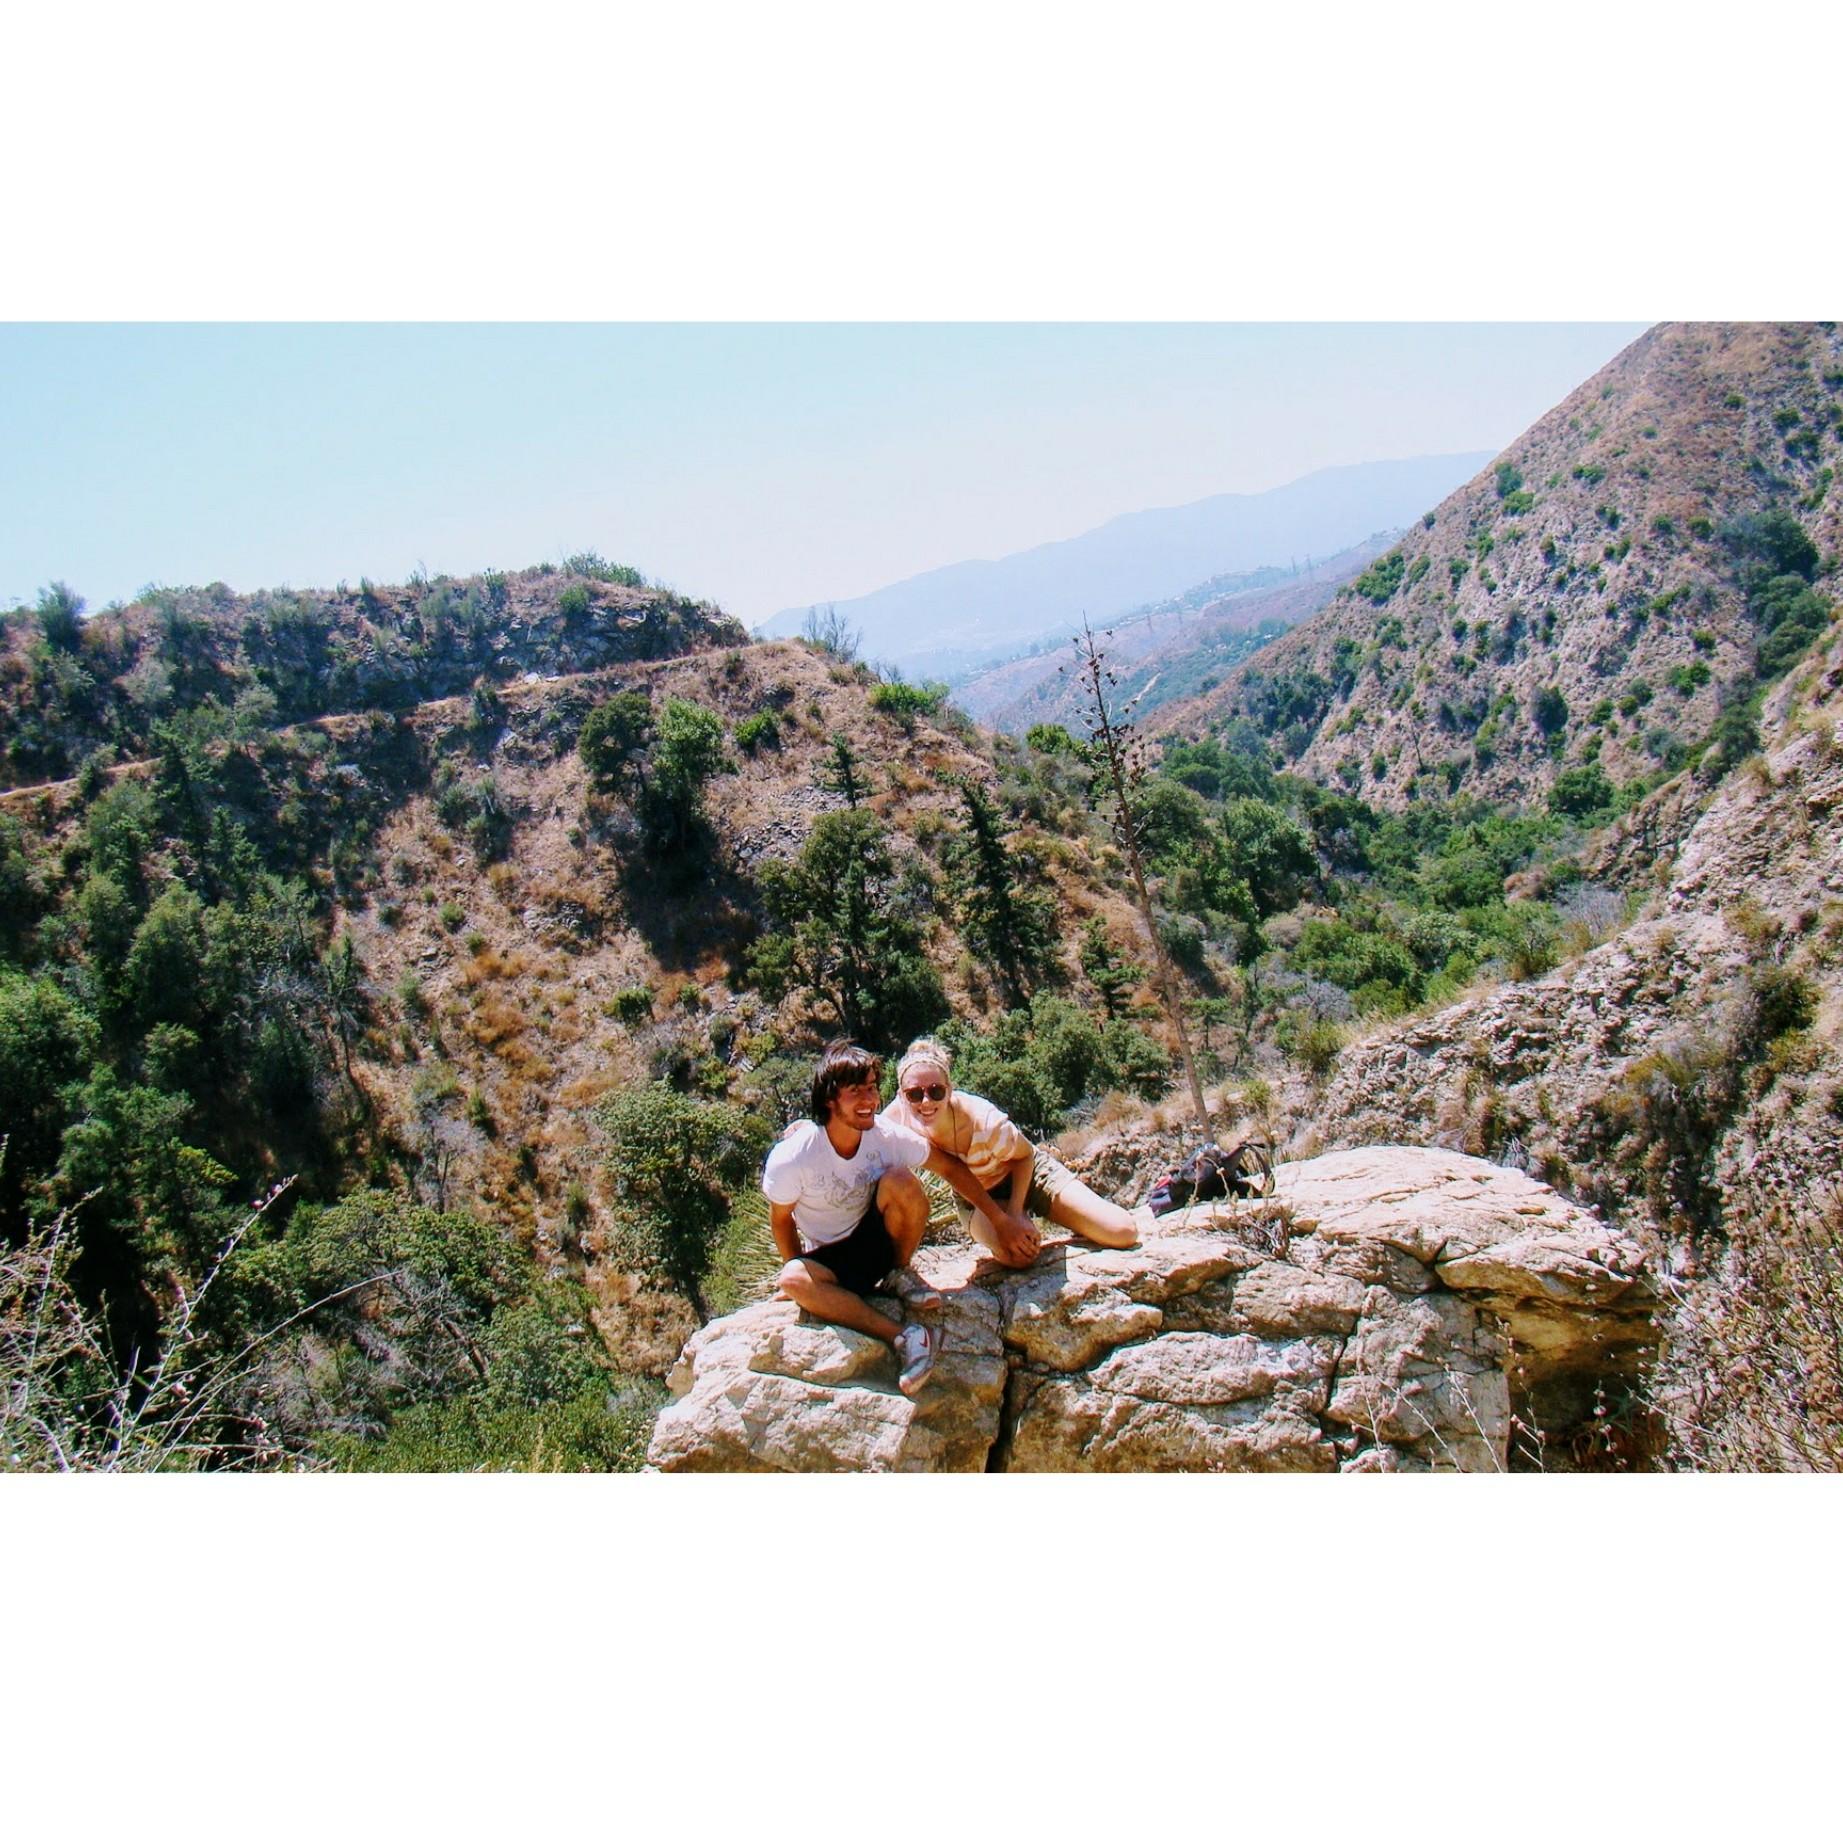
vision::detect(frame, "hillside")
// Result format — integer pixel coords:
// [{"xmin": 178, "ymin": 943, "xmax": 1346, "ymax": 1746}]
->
[
  {"xmin": 757, "ymin": 453, "xmax": 1490, "ymax": 678},
  {"xmin": 6, "ymin": 326, "xmax": 1840, "ymax": 1475},
  {"xmin": 1156, "ymin": 324, "xmax": 1843, "ymax": 815},
  {"xmin": 0, "ymin": 563, "xmax": 1176, "ymax": 1466},
  {"xmin": 1281, "ymin": 614, "xmax": 1843, "ymax": 1466},
  {"xmin": 953, "ymin": 535, "xmax": 1387, "ymax": 734}
]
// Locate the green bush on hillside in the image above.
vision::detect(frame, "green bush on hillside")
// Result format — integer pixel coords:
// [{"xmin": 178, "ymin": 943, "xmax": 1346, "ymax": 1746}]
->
[
  {"xmin": 867, "ymin": 680, "xmax": 946, "ymax": 721},
  {"xmin": 1352, "ymin": 552, "xmax": 1407, "ymax": 604}
]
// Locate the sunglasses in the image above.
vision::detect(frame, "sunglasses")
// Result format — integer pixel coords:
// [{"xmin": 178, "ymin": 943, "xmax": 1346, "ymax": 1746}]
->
[{"xmin": 903, "ymin": 1083, "xmax": 948, "ymax": 1104}]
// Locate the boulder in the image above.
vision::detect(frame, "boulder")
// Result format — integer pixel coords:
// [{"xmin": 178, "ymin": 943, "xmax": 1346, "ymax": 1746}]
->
[{"xmin": 646, "ymin": 1146, "xmax": 1658, "ymax": 1474}]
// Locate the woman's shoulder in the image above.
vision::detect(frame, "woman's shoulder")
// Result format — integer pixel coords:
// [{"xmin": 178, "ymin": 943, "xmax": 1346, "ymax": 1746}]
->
[{"xmin": 954, "ymin": 1090, "xmax": 1016, "ymax": 1130}]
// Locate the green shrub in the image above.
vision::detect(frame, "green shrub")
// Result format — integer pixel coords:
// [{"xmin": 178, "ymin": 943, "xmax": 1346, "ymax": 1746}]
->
[
  {"xmin": 1353, "ymin": 552, "xmax": 1407, "ymax": 604},
  {"xmin": 1750, "ymin": 965, "xmax": 1816, "ymax": 1041},
  {"xmin": 1549, "ymin": 763, "xmax": 1615, "ymax": 819},
  {"xmin": 1283, "ymin": 1014, "xmax": 1346, "ymax": 1078},
  {"xmin": 608, "ymin": 984, "xmax": 654, "ymax": 1025},
  {"xmin": 557, "ymin": 584, "xmax": 593, "ymax": 620},
  {"xmin": 1501, "ymin": 906, "xmax": 1560, "ymax": 981},
  {"xmin": 35, "ymin": 582, "xmax": 84, "ymax": 652},
  {"xmin": 1697, "ymin": 697, "xmax": 1761, "ymax": 784},
  {"xmin": 1026, "ymin": 722, "xmax": 1079, "ymax": 757},
  {"xmin": 326, "ymin": 1378, "xmax": 663, "ymax": 1473},
  {"xmin": 734, "ymin": 711, "xmax": 781, "ymax": 754},
  {"xmin": 598, "ymin": 1085, "xmax": 774, "ymax": 1320},
  {"xmin": 867, "ymin": 680, "xmax": 944, "ymax": 720},
  {"xmin": 562, "ymin": 552, "xmax": 646, "ymax": 587},
  {"xmin": 1533, "ymin": 687, "xmax": 1569, "ymax": 736},
  {"xmin": 578, "ymin": 692, "xmax": 654, "ymax": 790}
]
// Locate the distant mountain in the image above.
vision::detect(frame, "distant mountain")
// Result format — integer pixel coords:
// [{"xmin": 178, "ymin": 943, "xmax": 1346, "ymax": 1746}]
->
[
  {"xmin": 757, "ymin": 453, "xmax": 1493, "ymax": 679},
  {"xmin": 952, "ymin": 535, "xmax": 1390, "ymax": 732}
]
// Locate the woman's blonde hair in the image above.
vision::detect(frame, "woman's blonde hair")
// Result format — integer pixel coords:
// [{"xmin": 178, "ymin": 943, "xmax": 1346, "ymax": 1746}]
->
[{"xmin": 897, "ymin": 1037, "xmax": 954, "ymax": 1089}]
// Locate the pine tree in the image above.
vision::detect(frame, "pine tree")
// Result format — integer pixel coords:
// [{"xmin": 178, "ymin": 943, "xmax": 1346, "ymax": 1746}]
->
[
  {"xmin": 1079, "ymin": 917, "xmax": 1142, "ymax": 1019},
  {"xmin": 750, "ymin": 808, "xmax": 944, "ymax": 1049},
  {"xmin": 945, "ymin": 776, "xmax": 1058, "ymax": 1005},
  {"xmin": 816, "ymin": 732, "xmax": 868, "ymax": 808}
]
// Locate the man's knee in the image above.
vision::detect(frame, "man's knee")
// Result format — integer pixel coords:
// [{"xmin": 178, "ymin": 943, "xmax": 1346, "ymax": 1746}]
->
[
  {"xmin": 777, "ymin": 1260, "xmax": 820, "ymax": 1302},
  {"xmin": 878, "ymin": 1166, "xmax": 927, "ymax": 1224}
]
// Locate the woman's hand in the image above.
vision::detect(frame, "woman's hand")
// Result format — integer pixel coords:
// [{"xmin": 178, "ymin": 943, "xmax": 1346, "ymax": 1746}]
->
[{"xmin": 993, "ymin": 1209, "xmax": 1041, "ymax": 1265}]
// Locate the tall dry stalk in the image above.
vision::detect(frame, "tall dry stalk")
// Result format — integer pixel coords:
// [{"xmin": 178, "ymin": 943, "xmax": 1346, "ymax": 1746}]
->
[
  {"xmin": 1067, "ymin": 616, "xmax": 1211, "ymax": 1130},
  {"xmin": 0, "ymin": 1177, "xmax": 331, "ymax": 1472}
]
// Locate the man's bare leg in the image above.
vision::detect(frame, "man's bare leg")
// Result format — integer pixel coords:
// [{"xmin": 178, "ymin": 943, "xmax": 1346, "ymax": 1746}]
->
[
  {"xmin": 776, "ymin": 1257, "xmax": 901, "ymax": 1343},
  {"xmin": 1047, "ymin": 1177, "xmax": 1139, "ymax": 1249},
  {"xmin": 877, "ymin": 1168, "xmax": 943, "ymax": 1305}
]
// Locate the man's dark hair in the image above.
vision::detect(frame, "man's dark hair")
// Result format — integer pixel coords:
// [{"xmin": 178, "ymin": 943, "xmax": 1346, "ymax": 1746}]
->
[{"xmin": 810, "ymin": 1040, "xmax": 882, "ymax": 1124}]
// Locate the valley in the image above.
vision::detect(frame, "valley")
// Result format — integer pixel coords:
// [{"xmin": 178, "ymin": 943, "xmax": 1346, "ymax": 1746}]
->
[{"xmin": 4, "ymin": 322, "xmax": 1839, "ymax": 1472}]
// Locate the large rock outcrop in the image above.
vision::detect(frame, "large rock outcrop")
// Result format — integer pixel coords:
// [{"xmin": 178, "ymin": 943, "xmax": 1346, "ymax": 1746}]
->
[{"xmin": 646, "ymin": 1146, "xmax": 1656, "ymax": 1473}]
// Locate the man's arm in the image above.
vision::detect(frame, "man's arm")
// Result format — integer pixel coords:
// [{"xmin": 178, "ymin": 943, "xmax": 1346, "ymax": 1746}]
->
[
  {"xmin": 923, "ymin": 1145, "xmax": 1039, "ymax": 1263},
  {"xmin": 1001, "ymin": 1149, "xmax": 1034, "ymax": 1211},
  {"xmin": 770, "ymin": 1201, "xmax": 802, "ymax": 1263}
]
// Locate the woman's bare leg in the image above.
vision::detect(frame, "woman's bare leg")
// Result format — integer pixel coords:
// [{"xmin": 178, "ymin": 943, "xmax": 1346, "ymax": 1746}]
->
[{"xmin": 1046, "ymin": 1176, "xmax": 1139, "ymax": 1249}]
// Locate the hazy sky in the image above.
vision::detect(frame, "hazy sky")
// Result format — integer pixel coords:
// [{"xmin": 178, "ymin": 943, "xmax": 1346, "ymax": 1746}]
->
[{"xmin": 0, "ymin": 323, "xmax": 1649, "ymax": 624}]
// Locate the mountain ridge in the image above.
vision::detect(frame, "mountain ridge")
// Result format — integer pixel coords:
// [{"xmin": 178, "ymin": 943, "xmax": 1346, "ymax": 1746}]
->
[{"xmin": 757, "ymin": 452, "xmax": 1493, "ymax": 677}]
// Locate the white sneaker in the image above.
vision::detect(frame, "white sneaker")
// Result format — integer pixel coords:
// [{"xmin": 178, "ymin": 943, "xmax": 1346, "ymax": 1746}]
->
[
  {"xmin": 879, "ymin": 1266, "xmax": 944, "ymax": 1310},
  {"xmin": 894, "ymin": 1322, "xmax": 937, "ymax": 1397}
]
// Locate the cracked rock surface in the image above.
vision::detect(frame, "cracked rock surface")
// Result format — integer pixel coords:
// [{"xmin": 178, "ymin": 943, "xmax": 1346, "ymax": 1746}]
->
[{"xmin": 645, "ymin": 1146, "xmax": 1657, "ymax": 1474}]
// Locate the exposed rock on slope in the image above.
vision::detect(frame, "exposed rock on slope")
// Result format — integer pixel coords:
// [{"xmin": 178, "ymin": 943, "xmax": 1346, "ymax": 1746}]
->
[
  {"xmin": 645, "ymin": 1146, "xmax": 1654, "ymax": 1473},
  {"xmin": 0, "ymin": 563, "xmax": 747, "ymax": 789}
]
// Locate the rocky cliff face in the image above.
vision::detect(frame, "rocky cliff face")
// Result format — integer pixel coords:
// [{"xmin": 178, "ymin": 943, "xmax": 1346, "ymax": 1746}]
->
[
  {"xmin": 0, "ymin": 564, "xmax": 748, "ymax": 789},
  {"xmin": 1313, "ymin": 627, "xmax": 1843, "ymax": 1252},
  {"xmin": 646, "ymin": 1146, "xmax": 1656, "ymax": 1473}
]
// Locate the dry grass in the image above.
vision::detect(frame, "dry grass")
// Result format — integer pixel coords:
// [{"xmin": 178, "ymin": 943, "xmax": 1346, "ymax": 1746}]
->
[{"xmin": 1651, "ymin": 1188, "xmax": 1843, "ymax": 1470}]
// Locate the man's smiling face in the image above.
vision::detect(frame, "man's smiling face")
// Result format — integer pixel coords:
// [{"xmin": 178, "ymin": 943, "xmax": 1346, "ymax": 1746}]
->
[{"xmin": 830, "ymin": 1079, "xmax": 881, "ymax": 1130}]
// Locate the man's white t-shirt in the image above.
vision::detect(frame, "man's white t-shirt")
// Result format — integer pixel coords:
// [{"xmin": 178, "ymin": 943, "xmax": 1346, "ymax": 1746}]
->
[{"xmin": 761, "ymin": 1118, "xmax": 931, "ymax": 1250}]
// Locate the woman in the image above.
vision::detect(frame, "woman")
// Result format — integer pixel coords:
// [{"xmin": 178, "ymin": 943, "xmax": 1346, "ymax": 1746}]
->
[{"xmin": 876, "ymin": 1036, "xmax": 1139, "ymax": 1266}]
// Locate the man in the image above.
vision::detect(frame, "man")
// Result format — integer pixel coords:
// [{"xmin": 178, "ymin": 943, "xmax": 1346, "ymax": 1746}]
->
[{"xmin": 764, "ymin": 1040, "xmax": 1035, "ymax": 1396}]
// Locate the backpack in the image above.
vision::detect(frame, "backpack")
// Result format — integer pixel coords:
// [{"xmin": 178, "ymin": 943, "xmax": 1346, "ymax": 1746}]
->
[{"xmin": 1144, "ymin": 1133, "xmax": 1275, "ymax": 1217}]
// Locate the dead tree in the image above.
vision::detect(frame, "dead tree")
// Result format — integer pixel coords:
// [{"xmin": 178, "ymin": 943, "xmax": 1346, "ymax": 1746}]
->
[{"xmin": 1067, "ymin": 615, "xmax": 1212, "ymax": 1130}]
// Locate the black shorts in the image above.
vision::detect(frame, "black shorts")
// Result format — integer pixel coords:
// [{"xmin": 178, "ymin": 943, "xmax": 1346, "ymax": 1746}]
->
[{"xmin": 799, "ymin": 1200, "xmax": 896, "ymax": 1297}]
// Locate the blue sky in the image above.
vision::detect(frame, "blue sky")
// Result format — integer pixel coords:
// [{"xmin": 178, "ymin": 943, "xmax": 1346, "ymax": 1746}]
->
[{"xmin": 0, "ymin": 322, "xmax": 1649, "ymax": 625}]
